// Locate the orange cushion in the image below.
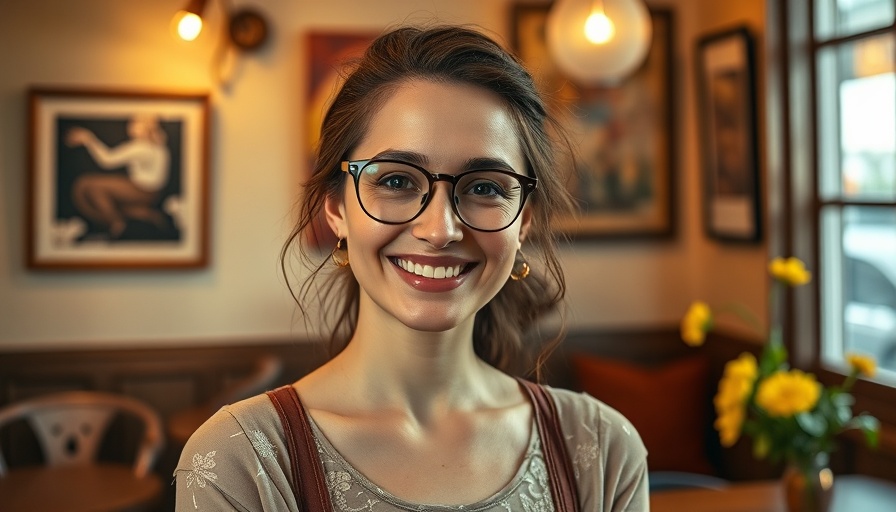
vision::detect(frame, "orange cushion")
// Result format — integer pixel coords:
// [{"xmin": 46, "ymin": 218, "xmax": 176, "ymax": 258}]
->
[{"xmin": 570, "ymin": 352, "xmax": 714, "ymax": 474}]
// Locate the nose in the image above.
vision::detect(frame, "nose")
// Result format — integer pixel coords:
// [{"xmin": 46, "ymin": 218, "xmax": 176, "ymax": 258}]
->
[{"xmin": 410, "ymin": 182, "xmax": 463, "ymax": 248}]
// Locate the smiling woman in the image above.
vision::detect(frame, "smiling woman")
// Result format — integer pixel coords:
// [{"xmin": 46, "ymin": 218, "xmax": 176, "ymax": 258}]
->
[{"xmin": 174, "ymin": 25, "xmax": 649, "ymax": 511}]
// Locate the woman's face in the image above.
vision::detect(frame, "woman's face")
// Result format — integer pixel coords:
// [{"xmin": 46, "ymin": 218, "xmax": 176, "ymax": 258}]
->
[
  {"xmin": 326, "ymin": 79, "xmax": 532, "ymax": 333},
  {"xmin": 127, "ymin": 116, "xmax": 156, "ymax": 139}
]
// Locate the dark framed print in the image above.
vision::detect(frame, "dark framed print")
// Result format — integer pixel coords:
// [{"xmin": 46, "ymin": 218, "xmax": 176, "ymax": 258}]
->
[
  {"xmin": 27, "ymin": 88, "xmax": 210, "ymax": 269},
  {"xmin": 696, "ymin": 26, "xmax": 761, "ymax": 242},
  {"xmin": 511, "ymin": 4, "xmax": 675, "ymax": 239},
  {"xmin": 304, "ymin": 31, "xmax": 377, "ymax": 249}
]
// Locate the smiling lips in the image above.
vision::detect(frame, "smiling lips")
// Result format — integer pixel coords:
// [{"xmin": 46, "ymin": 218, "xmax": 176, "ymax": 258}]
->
[{"xmin": 394, "ymin": 257, "xmax": 467, "ymax": 279}]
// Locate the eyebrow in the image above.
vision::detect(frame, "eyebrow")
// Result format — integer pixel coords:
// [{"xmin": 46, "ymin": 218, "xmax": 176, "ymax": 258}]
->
[
  {"xmin": 368, "ymin": 149, "xmax": 518, "ymax": 174},
  {"xmin": 369, "ymin": 149, "xmax": 428, "ymax": 166}
]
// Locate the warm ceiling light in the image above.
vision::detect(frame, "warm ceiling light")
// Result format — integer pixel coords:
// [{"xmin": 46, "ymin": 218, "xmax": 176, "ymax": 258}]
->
[
  {"xmin": 172, "ymin": 0, "xmax": 208, "ymax": 42},
  {"xmin": 171, "ymin": 0, "xmax": 268, "ymax": 51},
  {"xmin": 546, "ymin": 0, "xmax": 652, "ymax": 86},
  {"xmin": 584, "ymin": 10, "xmax": 615, "ymax": 44},
  {"xmin": 175, "ymin": 13, "xmax": 203, "ymax": 41}
]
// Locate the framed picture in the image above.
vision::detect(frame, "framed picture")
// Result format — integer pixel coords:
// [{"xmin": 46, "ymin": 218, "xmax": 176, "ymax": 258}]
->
[
  {"xmin": 304, "ymin": 31, "xmax": 377, "ymax": 249},
  {"xmin": 27, "ymin": 88, "xmax": 210, "ymax": 269},
  {"xmin": 695, "ymin": 26, "xmax": 761, "ymax": 242},
  {"xmin": 511, "ymin": 5, "xmax": 675, "ymax": 239}
]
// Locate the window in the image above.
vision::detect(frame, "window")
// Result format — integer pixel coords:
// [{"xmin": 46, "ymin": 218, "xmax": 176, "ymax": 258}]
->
[
  {"xmin": 812, "ymin": 0, "xmax": 896, "ymax": 385},
  {"xmin": 774, "ymin": 0, "xmax": 896, "ymax": 411}
]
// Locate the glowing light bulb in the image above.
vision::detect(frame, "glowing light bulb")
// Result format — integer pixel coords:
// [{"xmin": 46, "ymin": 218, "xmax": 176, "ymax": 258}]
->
[
  {"xmin": 584, "ymin": 11, "xmax": 615, "ymax": 44},
  {"xmin": 175, "ymin": 11, "xmax": 203, "ymax": 41},
  {"xmin": 546, "ymin": 0, "xmax": 652, "ymax": 85}
]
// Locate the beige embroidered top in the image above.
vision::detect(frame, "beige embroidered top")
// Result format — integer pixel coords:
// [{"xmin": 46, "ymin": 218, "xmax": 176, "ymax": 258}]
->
[{"xmin": 174, "ymin": 385, "xmax": 649, "ymax": 511}]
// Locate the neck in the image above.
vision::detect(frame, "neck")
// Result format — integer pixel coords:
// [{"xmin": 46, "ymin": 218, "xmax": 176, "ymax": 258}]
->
[{"xmin": 328, "ymin": 306, "xmax": 508, "ymax": 422}]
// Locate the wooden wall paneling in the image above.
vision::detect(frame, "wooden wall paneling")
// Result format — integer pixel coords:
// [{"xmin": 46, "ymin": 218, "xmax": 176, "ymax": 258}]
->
[{"xmin": 1, "ymin": 330, "xmax": 893, "ymax": 508}]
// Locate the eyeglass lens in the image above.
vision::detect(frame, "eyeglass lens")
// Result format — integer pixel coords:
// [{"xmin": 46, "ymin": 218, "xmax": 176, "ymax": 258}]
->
[{"xmin": 354, "ymin": 160, "xmax": 527, "ymax": 231}]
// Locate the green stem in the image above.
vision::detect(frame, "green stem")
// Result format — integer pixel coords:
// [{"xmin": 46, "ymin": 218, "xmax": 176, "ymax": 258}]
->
[
  {"xmin": 768, "ymin": 323, "xmax": 783, "ymax": 347},
  {"xmin": 842, "ymin": 371, "xmax": 857, "ymax": 393},
  {"xmin": 718, "ymin": 302, "xmax": 765, "ymax": 337},
  {"xmin": 768, "ymin": 280, "xmax": 782, "ymax": 348}
]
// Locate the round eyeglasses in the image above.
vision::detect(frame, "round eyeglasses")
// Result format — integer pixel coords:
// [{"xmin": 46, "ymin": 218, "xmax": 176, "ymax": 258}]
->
[{"xmin": 340, "ymin": 159, "xmax": 537, "ymax": 232}]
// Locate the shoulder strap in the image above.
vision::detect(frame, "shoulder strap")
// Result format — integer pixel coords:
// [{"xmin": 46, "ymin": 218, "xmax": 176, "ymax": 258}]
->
[
  {"xmin": 518, "ymin": 378, "xmax": 580, "ymax": 512},
  {"xmin": 267, "ymin": 381, "xmax": 578, "ymax": 511},
  {"xmin": 266, "ymin": 385, "xmax": 333, "ymax": 512}
]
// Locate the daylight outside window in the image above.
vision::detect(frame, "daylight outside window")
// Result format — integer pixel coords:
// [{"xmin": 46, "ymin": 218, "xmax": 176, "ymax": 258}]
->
[{"xmin": 816, "ymin": 0, "xmax": 896, "ymax": 384}]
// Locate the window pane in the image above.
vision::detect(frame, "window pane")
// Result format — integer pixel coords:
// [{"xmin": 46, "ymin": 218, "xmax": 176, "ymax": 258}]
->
[
  {"xmin": 822, "ymin": 206, "xmax": 896, "ymax": 380},
  {"xmin": 817, "ymin": 33, "xmax": 896, "ymax": 201},
  {"xmin": 815, "ymin": 0, "xmax": 894, "ymax": 40}
]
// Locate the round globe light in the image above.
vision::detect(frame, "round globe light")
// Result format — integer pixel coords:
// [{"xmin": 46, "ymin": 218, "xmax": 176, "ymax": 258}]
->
[
  {"xmin": 174, "ymin": 11, "xmax": 203, "ymax": 41},
  {"xmin": 546, "ymin": 0, "xmax": 652, "ymax": 86}
]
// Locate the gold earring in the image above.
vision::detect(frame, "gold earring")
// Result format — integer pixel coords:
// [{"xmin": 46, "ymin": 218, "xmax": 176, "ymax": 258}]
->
[
  {"xmin": 510, "ymin": 250, "xmax": 530, "ymax": 281},
  {"xmin": 331, "ymin": 238, "xmax": 349, "ymax": 267}
]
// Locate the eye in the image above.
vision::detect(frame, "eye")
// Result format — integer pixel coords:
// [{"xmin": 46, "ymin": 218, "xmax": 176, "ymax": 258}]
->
[
  {"xmin": 379, "ymin": 174, "xmax": 414, "ymax": 190},
  {"xmin": 470, "ymin": 181, "xmax": 505, "ymax": 197},
  {"xmin": 461, "ymin": 171, "xmax": 520, "ymax": 199}
]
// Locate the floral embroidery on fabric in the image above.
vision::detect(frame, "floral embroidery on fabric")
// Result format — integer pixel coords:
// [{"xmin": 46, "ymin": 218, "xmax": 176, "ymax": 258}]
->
[
  {"xmin": 231, "ymin": 429, "xmax": 277, "ymax": 477},
  {"xmin": 520, "ymin": 493, "xmax": 553, "ymax": 512},
  {"xmin": 249, "ymin": 429, "xmax": 277, "ymax": 459},
  {"xmin": 249, "ymin": 429, "xmax": 276, "ymax": 477},
  {"xmin": 315, "ymin": 424, "xmax": 553, "ymax": 512},
  {"xmin": 187, "ymin": 451, "xmax": 218, "ymax": 488},
  {"xmin": 518, "ymin": 456, "xmax": 551, "ymax": 511},
  {"xmin": 327, "ymin": 470, "xmax": 381, "ymax": 511},
  {"xmin": 186, "ymin": 451, "xmax": 219, "ymax": 509},
  {"xmin": 571, "ymin": 424, "xmax": 599, "ymax": 479},
  {"xmin": 330, "ymin": 470, "xmax": 352, "ymax": 492}
]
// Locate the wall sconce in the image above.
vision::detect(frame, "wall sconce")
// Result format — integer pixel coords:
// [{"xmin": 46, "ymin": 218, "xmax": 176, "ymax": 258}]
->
[
  {"xmin": 546, "ymin": 0, "xmax": 652, "ymax": 86},
  {"xmin": 172, "ymin": 0, "xmax": 269, "ymax": 52}
]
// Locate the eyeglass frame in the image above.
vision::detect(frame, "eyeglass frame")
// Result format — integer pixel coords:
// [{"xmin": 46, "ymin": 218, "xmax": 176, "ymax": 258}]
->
[{"xmin": 340, "ymin": 158, "xmax": 538, "ymax": 232}]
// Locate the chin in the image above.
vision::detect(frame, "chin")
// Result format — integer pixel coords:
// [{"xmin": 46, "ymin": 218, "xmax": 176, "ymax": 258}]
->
[{"xmin": 397, "ymin": 309, "xmax": 473, "ymax": 335}]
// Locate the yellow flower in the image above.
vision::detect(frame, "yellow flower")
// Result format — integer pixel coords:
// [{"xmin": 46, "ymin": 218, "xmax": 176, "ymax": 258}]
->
[
  {"xmin": 768, "ymin": 257, "xmax": 812, "ymax": 286},
  {"xmin": 681, "ymin": 301, "xmax": 712, "ymax": 346},
  {"xmin": 715, "ymin": 406, "xmax": 745, "ymax": 447},
  {"xmin": 724, "ymin": 352, "xmax": 758, "ymax": 381},
  {"xmin": 712, "ymin": 353, "xmax": 758, "ymax": 447},
  {"xmin": 755, "ymin": 369, "xmax": 822, "ymax": 417},
  {"xmin": 714, "ymin": 374, "xmax": 753, "ymax": 411},
  {"xmin": 715, "ymin": 354, "xmax": 757, "ymax": 409},
  {"xmin": 682, "ymin": 257, "xmax": 880, "ymax": 464},
  {"xmin": 846, "ymin": 352, "xmax": 877, "ymax": 378}
]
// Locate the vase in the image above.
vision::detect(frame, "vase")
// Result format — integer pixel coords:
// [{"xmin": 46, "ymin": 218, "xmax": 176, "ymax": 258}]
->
[{"xmin": 782, "ymin": 452, "xmax": 834, "ymax": 512}]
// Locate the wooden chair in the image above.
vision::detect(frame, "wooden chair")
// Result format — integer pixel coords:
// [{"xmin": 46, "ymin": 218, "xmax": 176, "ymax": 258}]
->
[
  {"xmin": 167, "ymin": 353, "xmax": 283, "ymax": 445},
  {"xmin": 0, "ymin": 390, "xmax": 165, "ymax": 511}
]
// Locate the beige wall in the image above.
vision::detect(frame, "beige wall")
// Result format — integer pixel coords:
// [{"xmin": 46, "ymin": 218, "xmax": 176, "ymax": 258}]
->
[
  {"xmin": 0, "ymin": 0, "xmax": 767, "ymax": 350},
  {"xmin": 688, "ymin": 0, "xmax": 769, "ymax": 339}
]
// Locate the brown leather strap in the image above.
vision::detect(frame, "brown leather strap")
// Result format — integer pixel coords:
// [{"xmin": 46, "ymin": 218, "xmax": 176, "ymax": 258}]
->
[
  {"xmin": 267, "ymin": 385, "xmax": 333, "ymax": 512},
  {"xmin": 518, "ymin": 378, "xmax": 580, "ymax": 512},
  {"xmin": 268, "ymin": 382, "xmax": 578, "ymax": 511}
]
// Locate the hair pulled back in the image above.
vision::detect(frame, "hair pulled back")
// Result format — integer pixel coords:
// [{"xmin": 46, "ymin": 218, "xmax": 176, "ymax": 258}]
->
[{"xmin": 281, "ymin": 25, "xmax": 575, "ymax": 379}]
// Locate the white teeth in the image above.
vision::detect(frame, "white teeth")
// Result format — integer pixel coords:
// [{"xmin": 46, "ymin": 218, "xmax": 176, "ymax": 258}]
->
[{"xmin": 396, "ymin": 258, "xmax": 463, "ymax": 279}]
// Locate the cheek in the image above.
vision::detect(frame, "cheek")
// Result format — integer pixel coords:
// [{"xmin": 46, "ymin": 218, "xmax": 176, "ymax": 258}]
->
[
  {"xmin": 485, "ymin": 232, "xmax": 522, "ymax": 268},
  {"xmin": 344, "ymin": 206, "xmax": 398, "ymax": 259}
]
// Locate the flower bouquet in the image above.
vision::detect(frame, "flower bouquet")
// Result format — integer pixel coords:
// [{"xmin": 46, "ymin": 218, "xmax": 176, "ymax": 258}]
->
[{"xmin": 681, "ymin": 257, "xmax": 880, "ymax": 511}]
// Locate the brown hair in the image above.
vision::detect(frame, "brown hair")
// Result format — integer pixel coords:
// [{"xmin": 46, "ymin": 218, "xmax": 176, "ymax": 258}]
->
[{"xmin": 281, "ymin": 25, "xmax": 575, "ymax": 380}]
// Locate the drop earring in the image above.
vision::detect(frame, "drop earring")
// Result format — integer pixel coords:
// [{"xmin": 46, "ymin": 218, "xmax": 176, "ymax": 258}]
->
[
  {"xmin": 510, "ymin": 249, "xmax": 530, "ymax": 281},
  {"xmin": 331, "ymin": 238, "xmax": 349, "ymax": 267}
]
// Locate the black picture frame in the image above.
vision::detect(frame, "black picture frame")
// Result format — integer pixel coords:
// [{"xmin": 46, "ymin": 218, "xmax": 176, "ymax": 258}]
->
[{"xmin": 696, "ymin": 26, "xmax": 762, "ymax": 243}]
